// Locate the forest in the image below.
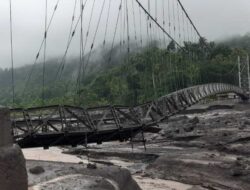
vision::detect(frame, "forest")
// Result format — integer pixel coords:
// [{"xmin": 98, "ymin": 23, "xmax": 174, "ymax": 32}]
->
[{"xmin": 1, "ymin": 34, "xmax": 250, "ymax": 108}]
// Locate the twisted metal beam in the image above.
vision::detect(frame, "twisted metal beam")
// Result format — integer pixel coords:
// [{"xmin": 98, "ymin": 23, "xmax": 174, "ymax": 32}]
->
[{"xmin": 11, "ymin": 83, "xmax": 248, "ymax": 148}]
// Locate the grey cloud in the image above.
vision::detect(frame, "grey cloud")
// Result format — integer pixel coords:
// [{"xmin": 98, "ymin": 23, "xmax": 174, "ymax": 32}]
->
[{"xmin": 0, "ymin": 0, "xmax": 250, "ymax": 68}]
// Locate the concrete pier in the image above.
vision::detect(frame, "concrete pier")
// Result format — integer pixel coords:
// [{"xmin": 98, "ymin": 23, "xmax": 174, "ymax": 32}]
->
[{"xmin": 0, "ymin": 107, "xmax": 28, "ymax": 190}]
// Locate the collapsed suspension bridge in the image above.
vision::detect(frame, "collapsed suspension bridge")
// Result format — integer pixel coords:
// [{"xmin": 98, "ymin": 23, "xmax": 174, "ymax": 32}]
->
[
  {"xmin": 12, "ymin": 83, "xmax": 248, "ymax": 148},
  {"xmin": 6, "ymin": 0, "xmax": 248, "ymax": 148}
]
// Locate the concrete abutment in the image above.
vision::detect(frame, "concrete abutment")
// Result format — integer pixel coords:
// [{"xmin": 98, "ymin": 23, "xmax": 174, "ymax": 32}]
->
[{"xmin": 0, "ymin": 107, "xmax": 28, "ymax": 190}]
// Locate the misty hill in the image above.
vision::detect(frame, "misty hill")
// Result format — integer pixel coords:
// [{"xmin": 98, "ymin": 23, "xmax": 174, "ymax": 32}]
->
[
  {"xmin": 219, "ymin": 33, "xmax": 250, "ymax": 51},
  {"xmin": 0, "ymin": 42, "xmax": 142, "ymax": 107},
  {"xmin": 0, "ymin": 37, "xmax": 247, "ymax": 108}
]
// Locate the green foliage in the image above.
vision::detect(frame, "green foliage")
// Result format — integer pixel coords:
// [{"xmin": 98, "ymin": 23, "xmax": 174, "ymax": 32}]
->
[{"xmin": 0, "ymin": 37, "xmax": 247, "ymax": 108}]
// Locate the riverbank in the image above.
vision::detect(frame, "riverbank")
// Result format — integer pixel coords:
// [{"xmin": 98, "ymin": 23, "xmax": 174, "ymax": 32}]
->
[{"xmin": 24, "ymin": 100, "xmax": 250, "ymax": 190}]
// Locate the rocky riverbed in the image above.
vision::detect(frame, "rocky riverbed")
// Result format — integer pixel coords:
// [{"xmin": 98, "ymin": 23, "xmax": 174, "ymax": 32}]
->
[{"xmin": 24, "ymin": 100, "xmax": 250, "ymax": 190}]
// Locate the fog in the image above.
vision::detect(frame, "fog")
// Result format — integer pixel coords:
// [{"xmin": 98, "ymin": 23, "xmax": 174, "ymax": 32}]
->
[{"xmin": 0, "ymin": 0, "xmax": 250, "ymax": 68}]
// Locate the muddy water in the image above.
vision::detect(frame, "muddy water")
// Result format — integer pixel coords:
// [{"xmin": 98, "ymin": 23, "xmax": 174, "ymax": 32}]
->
[
  {"xmin": 23, "ymin": 147, "xmax": 87, "ymax": 163},
  {"xmin": 134, "ymin": 176, "xmax": 192, "ymax": 190},
  {"xmin": 23, "ymin": 147, "xmax": 196, "ymax": 190}
]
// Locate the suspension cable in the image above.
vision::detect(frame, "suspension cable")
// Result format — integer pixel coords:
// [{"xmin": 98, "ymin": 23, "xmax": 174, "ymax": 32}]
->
[
  {"xmin": 138, "ymin": 2, "xmax": 143, "ymax": 47},
  {"xmin": 167, "ymin": 0, "xmax": 175, "ymax": 91},
  {"xmin": 76, "ymin": 0, "xmax": 84, "ymax": 103},
  {"xmin": 9, "ymin": 0, "xmax": 15, "ymax": 106},
  {"xmin": 103, "ymin": 0, "xmax": 111, "ymax": 46},
  {"xmin": 162, "ymin": 0, "xmax": 168, "ymax": 93},
  {"xmin": 209, "ymin": 62, "xmax": 238, "ymax": 76},
  {"xmin": 82, "ymin": 0, "xmax": 96, "ymax": 57},
  {"xmin": 135, "ymin": 0, "xmax": 183, "ymax": 50},
  {"xmin": 172, "ymin": 0, "xmax": 180, "ymax": 90},
  {"xmin": 84, "ymin": 0, "xmax": 106, "ymax": 71},
  {"xmin": 54, "ymin": 0, "xmax": 88, "ymax": 82},
  {"xmin": 119, "ymin": 1, "xmax": 123, "ymax": 54},
  {"xmin": 126, "ymin": 0, "xmax": 130, "ymax": 55},
  {"xmin": 108, "ymin": 1, "xmax": 122, "ymax": 64},
  {"xmin": 176, "ymin": 0, "xmax": 184, "ymax": 88},
  {"xmin": 177, "ymin": 0, "xmax": 208, "ymax": 51},
  {"xmin": 132, "ymin": 0, "xmax": 138, "ymax": 48},
  {"xmin": 67, "ymin": 0, "xmax": 78, "ymax": 47},
  {"xmin": 72, "ymin": 0, "xmax": 96, "ymax": 91},
  {"xmin": 42, "ymin": 0, "xmax": 48, "ymax": 105},
  {"xmin": 22, "ymin": 0, "xmax": 60, "ymax": 96},
  {"xmin": 176, "ymin": 1, "xmax": 181, "ymax": 46},
  {"xmin": 177, "ymin": 0, "xmax": 202, "ymax": 40}
]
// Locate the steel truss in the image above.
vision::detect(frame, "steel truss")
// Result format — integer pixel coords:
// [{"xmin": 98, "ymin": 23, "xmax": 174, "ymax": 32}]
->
[{"xmin": 11, "ymin": 83, "xmax": 248, "ymax": 148}]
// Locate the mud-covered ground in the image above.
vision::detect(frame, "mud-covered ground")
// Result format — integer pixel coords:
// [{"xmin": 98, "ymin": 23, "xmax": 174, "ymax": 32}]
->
[{"xmin": 24, "ymin": 100, "xmax": 250, "ymax": 190}]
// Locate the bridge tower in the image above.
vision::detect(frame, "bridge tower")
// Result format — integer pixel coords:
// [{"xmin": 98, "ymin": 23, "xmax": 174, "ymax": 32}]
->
[{"xmin": 238, "ymin": 54, "xmax": 250, "ymax": 94}]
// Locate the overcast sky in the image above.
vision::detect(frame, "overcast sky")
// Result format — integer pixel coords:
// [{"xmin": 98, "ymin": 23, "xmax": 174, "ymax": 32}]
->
[{"xmin": 1, "ymin": 0, "xmax": 250, "ymax": 68}]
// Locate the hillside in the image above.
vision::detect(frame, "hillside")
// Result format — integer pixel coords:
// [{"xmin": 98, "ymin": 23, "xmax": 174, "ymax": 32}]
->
[{"xmin": 0, "ymin": 37, "xmax": 248, "ymax": 108}]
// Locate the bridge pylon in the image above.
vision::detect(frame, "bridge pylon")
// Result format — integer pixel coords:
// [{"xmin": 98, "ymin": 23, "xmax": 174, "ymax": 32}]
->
[{"xmin": 238, "ymin": 54, "xmax": 250, "ymax": 96}]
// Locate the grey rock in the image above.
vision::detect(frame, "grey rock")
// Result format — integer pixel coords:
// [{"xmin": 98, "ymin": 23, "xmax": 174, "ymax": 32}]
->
[
  {"xmin": 189, "ymin": 117, "xmax": 200, "ymax": 124},
  {"xmin": 29, "ymin": 166, "xmax": 45, "ymax": 175},
  {"xmin": 245, "ymin": 110, "xmax": 250, "ymax": 117},
  {"xmin": 244, "ymin": 120, "xmax": 250, "ymax": 125},
  {"xmin": 230, "ymin": 168, "xmax": 244, "ymax": 177},
  {"xmin": 87, "ymin": 163, "xmax": 97, "ymax": 169}
]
